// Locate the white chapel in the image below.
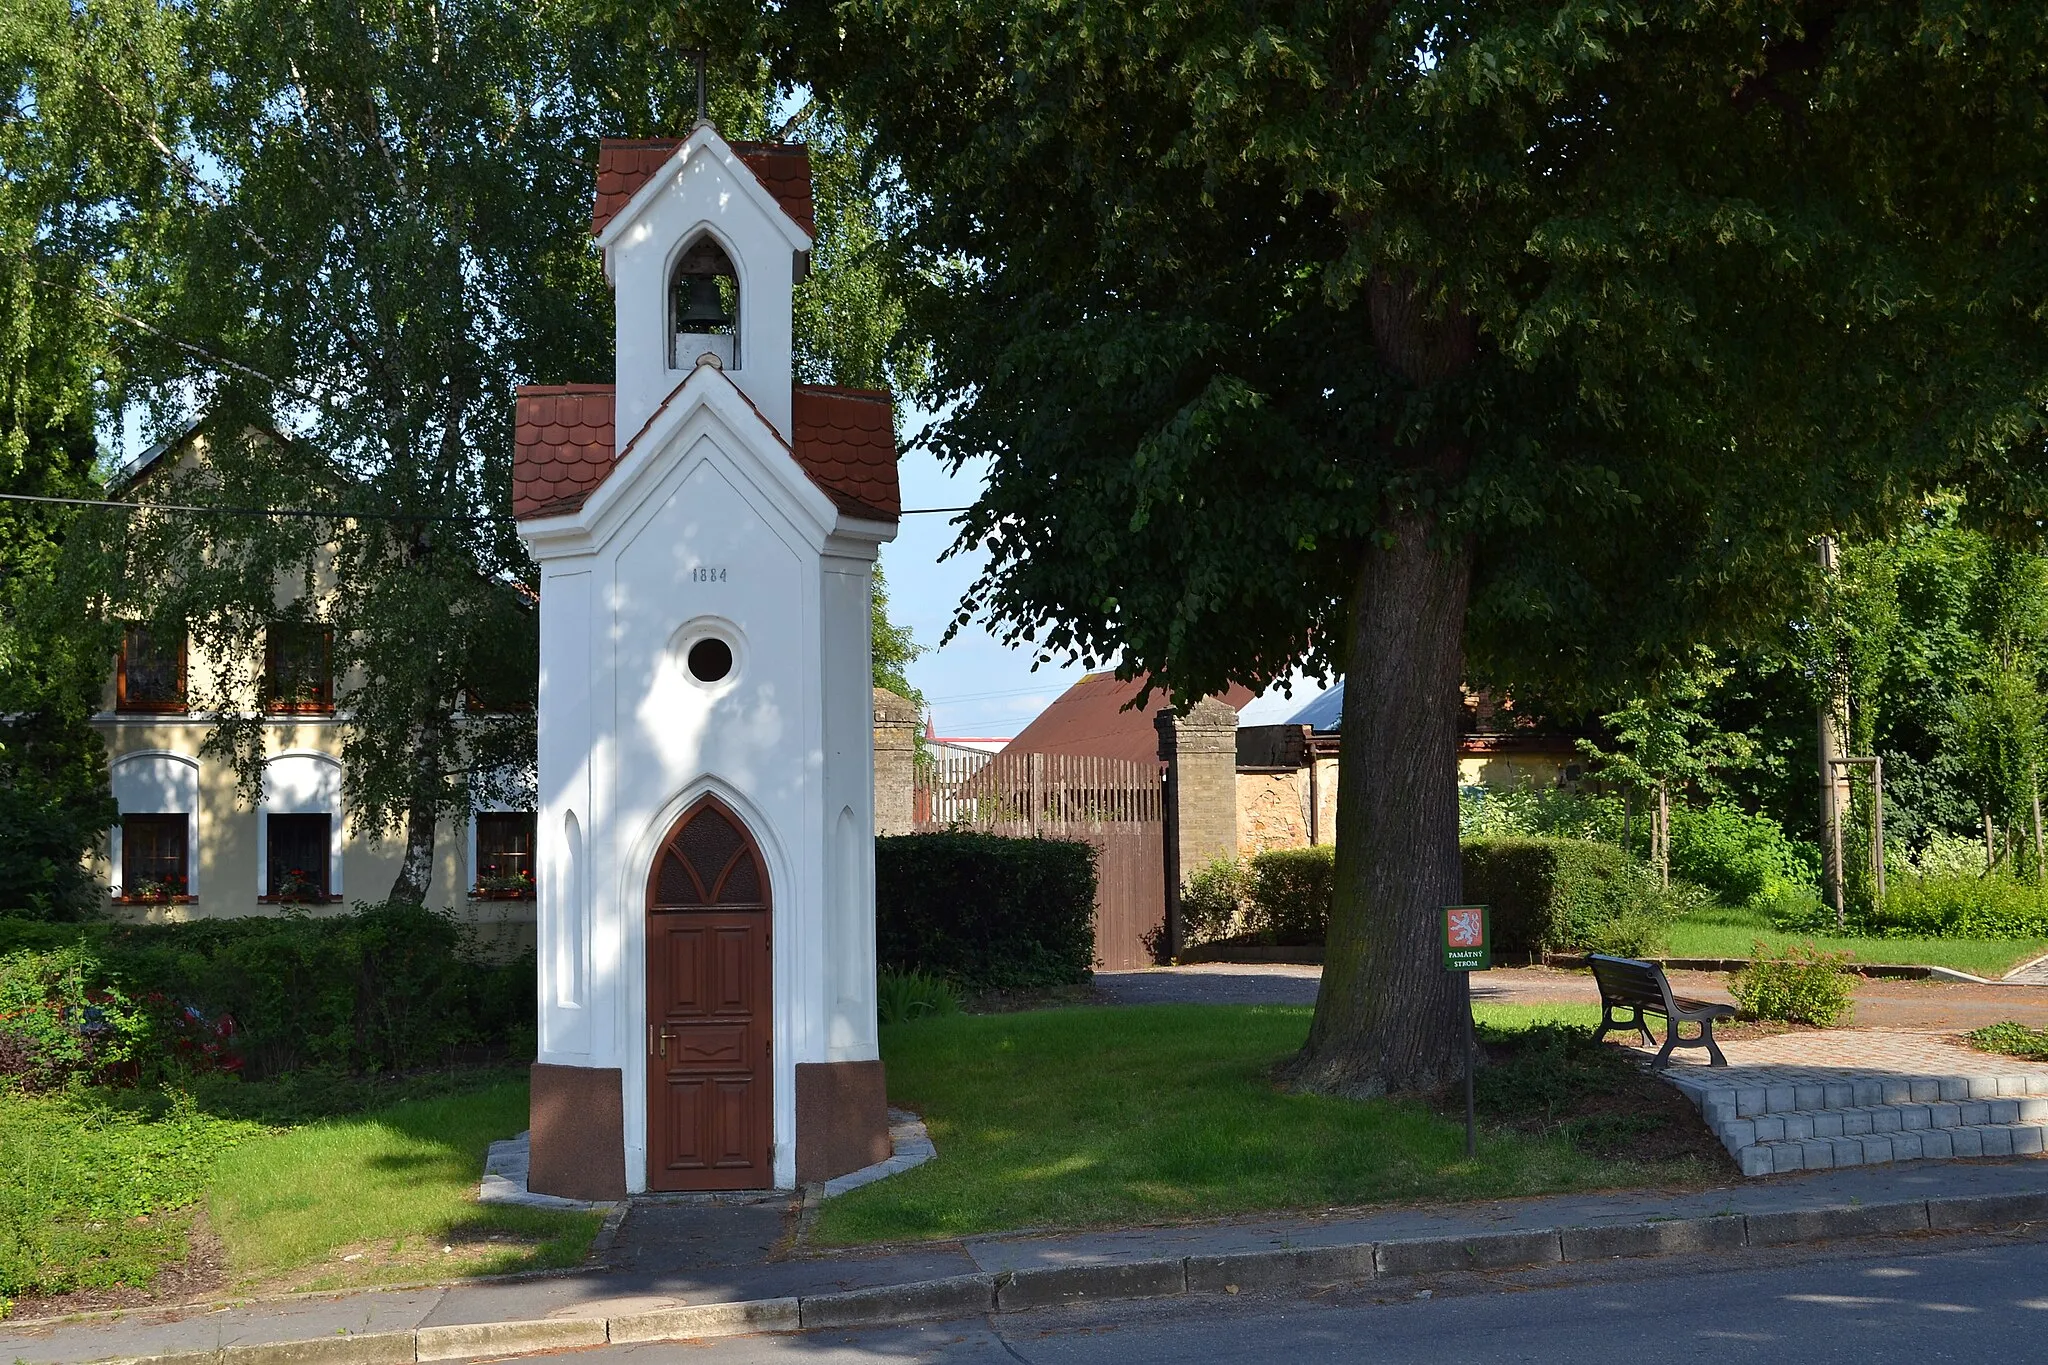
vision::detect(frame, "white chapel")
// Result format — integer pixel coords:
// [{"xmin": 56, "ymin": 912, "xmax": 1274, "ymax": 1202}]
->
[{"xmin": 512, "ymin": 123, "xmax": 900, "ymax": 1196}]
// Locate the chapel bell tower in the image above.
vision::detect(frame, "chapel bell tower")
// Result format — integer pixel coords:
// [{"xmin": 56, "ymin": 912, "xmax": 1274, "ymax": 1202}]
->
[{"xmin": 510, "ymin": 119, "xmax": 901, "ymax": 1196}]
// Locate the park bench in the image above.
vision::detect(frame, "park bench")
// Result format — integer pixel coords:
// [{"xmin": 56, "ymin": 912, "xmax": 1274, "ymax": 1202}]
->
[{"xmin": 1588, "ymin": 953, "xmax": 1737, "ymax": 1068}]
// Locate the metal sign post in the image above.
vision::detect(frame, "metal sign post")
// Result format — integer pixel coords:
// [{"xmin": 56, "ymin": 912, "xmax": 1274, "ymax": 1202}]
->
[{"xmin": 1443, "ymin": 904, "xmax": 1491, "ymax": 1159}]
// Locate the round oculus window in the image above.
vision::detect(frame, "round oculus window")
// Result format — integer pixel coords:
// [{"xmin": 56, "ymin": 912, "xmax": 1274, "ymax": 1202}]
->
[{"xmin": 686, "ymin": 637, "xmax": 734, "ymax": 684}]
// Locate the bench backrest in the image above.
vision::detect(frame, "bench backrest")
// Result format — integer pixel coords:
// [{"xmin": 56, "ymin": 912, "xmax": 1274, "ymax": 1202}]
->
[{"xmin": 1588, "ymin": 953, "xmax": 1676, "ymax": 1013}]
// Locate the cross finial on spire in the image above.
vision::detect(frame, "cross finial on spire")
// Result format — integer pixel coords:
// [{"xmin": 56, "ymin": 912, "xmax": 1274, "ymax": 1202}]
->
[{"xmin": 688, "ymin": 49, "xmax": 707, "ymax": 127}]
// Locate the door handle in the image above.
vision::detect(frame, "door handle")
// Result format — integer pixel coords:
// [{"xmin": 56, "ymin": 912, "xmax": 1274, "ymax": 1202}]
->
[{"xmin": 648, "ymin": 1025, "xmax": 670, "ymax": 1058}]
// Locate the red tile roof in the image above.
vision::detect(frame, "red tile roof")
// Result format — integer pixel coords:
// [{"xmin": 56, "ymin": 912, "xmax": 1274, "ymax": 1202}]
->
[
  {"xmin": 590, "ymin": 138, "xmax": 815, "ymax": 238},
  {"xmin": 1003, "ymin": 673, "xmax": 1256, "ymax": 767},
  {"xmin": 512, "ymin": 379, "xmax": 900, "ymax": 524},
  {"xmin": 513, "ymin": 385, "xmax": 617, "ymax": 520},
  {"xmin": 790, "ymin": 386, "xmax": 900, "ymax": 520}
]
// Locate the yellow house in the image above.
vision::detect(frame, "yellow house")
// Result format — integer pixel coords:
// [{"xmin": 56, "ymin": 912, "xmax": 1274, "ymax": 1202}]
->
[{"xmin": 89, "ymin": 428, "xmax": 535, "ymax": 949}]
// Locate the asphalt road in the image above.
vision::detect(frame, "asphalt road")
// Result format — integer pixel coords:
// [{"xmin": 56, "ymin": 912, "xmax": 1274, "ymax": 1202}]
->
[{"xmin": 578, "ymin": 1232, "xmax": 2048, "ymax": 1363}]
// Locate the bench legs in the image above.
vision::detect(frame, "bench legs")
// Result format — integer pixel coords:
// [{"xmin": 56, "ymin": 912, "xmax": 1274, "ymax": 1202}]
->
[
  {"xmin": 1594, "ymin": 1003, "xmax": 1656, "ymax": 1049},
  {"xmin": 1652, "ymin": 1017, "xmax": 1728, "ymax": 1069}
]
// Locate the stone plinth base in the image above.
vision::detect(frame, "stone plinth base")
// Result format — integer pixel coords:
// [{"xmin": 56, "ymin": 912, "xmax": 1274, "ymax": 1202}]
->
[
  {"xmin": 795, "ymin": 1060, "xmax": 890, "ymax": 1184},
  {"xmin": 529, "ymin": 1063, "xmax": 627, "ymax": 1200}
]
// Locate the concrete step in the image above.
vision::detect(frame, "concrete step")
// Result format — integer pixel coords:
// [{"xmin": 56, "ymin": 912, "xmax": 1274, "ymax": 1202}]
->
[
  {"xmin": 1676, "ymin": 1071, "xmax": 2048, "ymax": 1124},
  {"xmin": 1715, "ymin": 1096, "xmax": 2048, "ymax": 1147},
  {"xmin": 1738, "ymin": 1122, "xmax": 2048, "ymax": 1176},
  {"xmin": 1663, "ymin": 1067, "xmax": 2048, "ymax": 1177}
]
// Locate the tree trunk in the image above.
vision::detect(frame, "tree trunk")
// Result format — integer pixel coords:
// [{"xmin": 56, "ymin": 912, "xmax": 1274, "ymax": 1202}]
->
[
  {"xmin": 386, "ymin": 717, "xmax": 445, "ymax": 905},
  {"xmin": 1284, "ymin": 514, "xmax": 1474, "ymax": 1097}
]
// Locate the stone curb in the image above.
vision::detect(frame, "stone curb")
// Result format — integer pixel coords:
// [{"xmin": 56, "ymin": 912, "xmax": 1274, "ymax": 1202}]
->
[{"xmin": 88, "ymin": 1191, "xmax": 2048, "ymax": 1364}]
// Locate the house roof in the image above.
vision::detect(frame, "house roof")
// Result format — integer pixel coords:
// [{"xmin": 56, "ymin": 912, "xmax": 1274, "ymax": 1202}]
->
[
  {"xmin": 511, "ymin": 378, "xmax": 900, "ymax": 524},
  {"xmin": 590, "ymin": 138, "xmax": 816, "ymax": 238},
  {"xmin": 1002, "ymin": 672, "xmax": 1257, "ymax": 767}
]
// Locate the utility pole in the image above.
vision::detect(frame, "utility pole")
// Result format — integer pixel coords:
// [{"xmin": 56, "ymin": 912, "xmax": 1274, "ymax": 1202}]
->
[{"xmin": 1818, "ymin": 535, "xmax": 1852, "ymax": 930}]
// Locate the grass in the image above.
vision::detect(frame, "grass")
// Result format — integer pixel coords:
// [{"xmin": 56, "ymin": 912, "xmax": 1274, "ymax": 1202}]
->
[
  {"xmin": 0, "ymin": 1071, "xmax": 599, "ymax": 1314},
  {"xmin": 1664, "ymin": 902, "xmax": 2048, "ymax": 978},
  {"xmin": 809, "ymin": 1002, "xmax": 1704, "ymax": 1247}
]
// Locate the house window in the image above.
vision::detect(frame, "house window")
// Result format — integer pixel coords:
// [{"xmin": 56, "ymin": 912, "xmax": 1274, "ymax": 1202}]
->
[
  {"xmin": 474, "ymin": 812, "xmax": 537, "ymax": 898},
  {"xmin": 265, "ymin": 813, "xmax": 332, "ymax": 901},
  {"xmin": 118, "ymin": 625, "xmax": 187, "ymax": 712},
  {"xmin": 265, "ymin": 624, "xmax": 334, "ymax": 714},
  {"xmin": 121, "ymin": 814, "xmax": 190, "ymax": 901}
]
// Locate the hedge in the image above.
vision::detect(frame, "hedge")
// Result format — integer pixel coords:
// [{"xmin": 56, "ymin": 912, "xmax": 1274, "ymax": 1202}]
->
[
  {"xmin": 1461, "ymin": 837, "xmax": 1669, "ymax": 957},
  {"xmin": 1182, "ymin": 837, "xmax": 1670, "ymax": 957},
  {"xmin": 875, "ymin": 833, "xmax": 1096, "ymax": 990},
  {"xmin": 0, "ymin": 903, "xmax": 533, "ymax": 1082}
]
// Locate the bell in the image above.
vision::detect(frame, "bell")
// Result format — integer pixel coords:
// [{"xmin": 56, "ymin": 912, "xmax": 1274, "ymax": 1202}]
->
[{"xmin": 677, "ymin": 273, "xmax": 733, "ymax": 331}]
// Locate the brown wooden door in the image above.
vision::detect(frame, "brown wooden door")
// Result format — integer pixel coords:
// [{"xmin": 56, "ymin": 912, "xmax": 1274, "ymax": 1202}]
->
[{"xmin": 645, "ymin": 799, "xmax": 772, "ymax": 1190}]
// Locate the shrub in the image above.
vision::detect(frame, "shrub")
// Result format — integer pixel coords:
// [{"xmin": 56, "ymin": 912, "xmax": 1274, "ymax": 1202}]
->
[
  {"xmin": 1178, "ymin": 855, "xmax": 1251, "ymax": 947},
  {"xmin": 1246, "ymin": 846, "xmax": 1335, "ymax": 945},
  {"xmin": 1458, "ymin": 786, "xmax": 1627, "ymax": 843},
  {"xmin": 1730, "ymin": 941, "xmax": 1855, "ymax": 1025},
  {"xmin": 0, "ymin": 946, "xmax": 155, "ymax": 1090},
  {"xmin": 1667, "ymin": 803, "xmax": 1820, "ymax": 908},
  {"xmin": 876, "ymin": 968, "xmax": 962, "ymax": 1023},
  {"xmin": 1870, "ymin": 872, "xmax": 2048, "ymax": 940},
  {"xmin": 0, "ymin": 903, "xmax": 534, "ymax": 1079},
  {"xmin": 875, "ymin": 833, "xmax": 1096, "ymax": 989},
  {"xmin": 1967, "ymin": 1021, "xmax": 2048, "ymax": 1061},
  {"xmin": 1462, "ymin": 837, "xmax": 1676, "ymax": 958}
]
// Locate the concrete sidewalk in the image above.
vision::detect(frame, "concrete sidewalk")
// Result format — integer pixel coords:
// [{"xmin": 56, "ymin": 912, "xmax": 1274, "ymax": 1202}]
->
[{"xmin": 8, "ymin": 1156, "xmax": 2047, "ymax": 1364}]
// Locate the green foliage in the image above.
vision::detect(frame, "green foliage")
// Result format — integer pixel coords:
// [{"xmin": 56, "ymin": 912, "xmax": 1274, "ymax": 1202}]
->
[
  {"xmin": 1461, "ymin": 838, "xmax": 1679, "ymax": 959},
  {"xmin": 1869, "ymin": 873, "xmax": 2048, "ymax": 942},
  {"xmin": 1458, "ymin": 787, "xmax": 1628, "ymax": 844},
  {"xmin": 1967, "ymin": 1021, "xmax": 2048, "ymax": 1063},
  {"xmin": 1667, "ymin": 803, "xmax": 1820, "ymax": 909},
  {"xmin": 0, "ymin": 904, "xmax": 533, "ymax": 1078},
  {"xmin": 0, "ymin": 1087, "xmax": 264, "ymax": 1304},
  {"xmin": 1177, "ymin": 854, "xmax": 1252, "ymax": 948},
  {"xmin": 1730, "ymin": 943, "xmax": 1856, "ymax": 1026},
  {"xmin": 0, "ymin": 945, "xmax": 154, "ymax": 1090},
  {"xmin": 1246, "ymin": 847, "xmax": 1336, "ymax": 946},
  {"xmin": 876, "ymin": 968, "xmax": 960, "ymax": 1024},
  {"xmin": 875, "ymin": 834, "xmax": 1096, "ymax": 990}
]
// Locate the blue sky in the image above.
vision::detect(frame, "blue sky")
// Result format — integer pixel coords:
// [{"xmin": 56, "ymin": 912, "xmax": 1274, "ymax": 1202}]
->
[{"xmin": 882, "ymin": 441, "xmax": 1092, "ymax": 739}]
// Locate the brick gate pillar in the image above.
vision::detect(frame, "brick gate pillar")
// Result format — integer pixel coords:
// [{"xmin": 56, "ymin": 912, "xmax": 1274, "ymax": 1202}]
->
[
  {"xmin": 1156, "ymin": 697, "xmax": 1240, "ymax": 959},
  {"xmin": 872, "ymin": 688, "xmax": 920, "ymax": 836}
]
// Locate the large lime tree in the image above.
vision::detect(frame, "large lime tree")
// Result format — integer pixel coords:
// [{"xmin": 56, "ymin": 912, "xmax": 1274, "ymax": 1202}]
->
[{"xmin": 784, "ymin": 1, "xmax": 2048, "ymax": 1092}]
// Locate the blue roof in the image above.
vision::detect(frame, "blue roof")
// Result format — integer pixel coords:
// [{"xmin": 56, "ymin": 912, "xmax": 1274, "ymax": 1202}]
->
[{"xmin": 1287, "ymin": 682, "xmax": 1344, "ymax": 732}]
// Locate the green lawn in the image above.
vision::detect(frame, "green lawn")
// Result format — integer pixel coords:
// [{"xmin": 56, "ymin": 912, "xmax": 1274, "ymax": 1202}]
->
[
  {"xmin": 810, "ymin": 1002, "xmax": 1693, "ymax": 1247},
  {"xmin": 1665, "ymin": 902, "xmax": 2048, "ymax": 977},
  {"xmin": 0, "ymin": 1074, "xmax": 599, "ymax": 1314}
]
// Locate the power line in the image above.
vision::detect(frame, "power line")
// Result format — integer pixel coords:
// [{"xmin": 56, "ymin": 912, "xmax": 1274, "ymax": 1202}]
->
[{"xmin": 1, "ymin": 492, "xmax": 976, "ymax": 522}]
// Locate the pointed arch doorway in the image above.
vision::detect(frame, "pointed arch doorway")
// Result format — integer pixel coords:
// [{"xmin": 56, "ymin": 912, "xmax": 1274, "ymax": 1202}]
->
[{"xmin": 644, "ymin": 797, "xmax": 773, "ymax": 1190}]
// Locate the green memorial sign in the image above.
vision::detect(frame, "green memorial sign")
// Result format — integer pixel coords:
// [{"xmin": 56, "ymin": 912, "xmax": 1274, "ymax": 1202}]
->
[{"xmin": 1442, "ymin": 904, "xmax": 1491, "ymax": 972}]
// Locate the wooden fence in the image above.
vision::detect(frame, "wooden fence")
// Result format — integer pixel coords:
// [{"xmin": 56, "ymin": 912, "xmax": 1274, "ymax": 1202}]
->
[{"xmin": 914, "ymin": 751, "xmax": 1165, "ymax": 970}]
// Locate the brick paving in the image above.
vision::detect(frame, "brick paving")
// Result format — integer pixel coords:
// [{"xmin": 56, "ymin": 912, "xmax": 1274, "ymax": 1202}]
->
[{"xmin": 1649, "ymin": 1026, "xmax": 2048, "ymax": 1078}]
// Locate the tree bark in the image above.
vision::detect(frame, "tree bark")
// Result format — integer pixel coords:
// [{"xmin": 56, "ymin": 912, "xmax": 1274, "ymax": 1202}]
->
[
  {"xmin": 1284, "ymin": 513, "xmax": 1475, "ymax": 1097},
  {"xmin": 386, "ymin": 715, "xmax": 445, "ymax": 905},
  {"xmin": 1281, "ymin": 270, "xmax": 1479, "ymax": 1098}
]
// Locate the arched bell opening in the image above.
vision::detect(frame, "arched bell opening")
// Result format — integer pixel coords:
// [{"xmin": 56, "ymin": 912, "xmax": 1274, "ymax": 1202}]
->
[
  {"xmin": 642, "ymin": 795, "xmax": 772, "ymax": 1190},
  {"xmin": 669, "ymin": 234, "xmax": 740, "ymax": 372}
]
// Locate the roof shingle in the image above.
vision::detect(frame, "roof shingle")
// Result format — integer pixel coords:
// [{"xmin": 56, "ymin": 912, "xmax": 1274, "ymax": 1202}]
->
[
  {"xmin": 590, "ymin": 137, "xmax": 815, "ymax": 238},
  {"xmin": 512, "ymin": 379, "xmax": 900, "ymax": 524}
]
